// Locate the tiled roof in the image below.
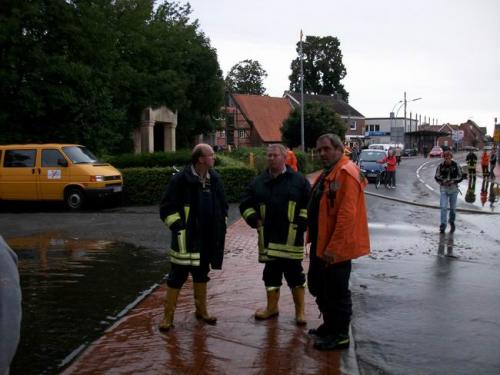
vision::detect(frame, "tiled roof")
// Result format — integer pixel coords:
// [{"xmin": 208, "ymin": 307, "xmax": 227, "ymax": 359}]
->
[
  {"xmin": 232, "ymin": 94, "xmax": 292, "ymax": 143},
  {"xmin": 284, "ymin": 91, "xmax": 364, "ymax": 118}
]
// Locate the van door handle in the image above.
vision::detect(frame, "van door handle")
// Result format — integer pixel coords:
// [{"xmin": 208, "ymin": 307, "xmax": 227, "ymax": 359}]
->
[
  {"xmin": 32, "ymin": 168, "xmax": 35, "ymax": 174},
  {"xmin": 38, "ymin": 168, "xmax": 41, "ymax": 174}
]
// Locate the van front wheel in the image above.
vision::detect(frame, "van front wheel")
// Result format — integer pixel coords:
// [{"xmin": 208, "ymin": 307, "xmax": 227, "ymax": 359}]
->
[{"xmin": 65, "ymin": 188, "xmax": 85, "ymax": 210}]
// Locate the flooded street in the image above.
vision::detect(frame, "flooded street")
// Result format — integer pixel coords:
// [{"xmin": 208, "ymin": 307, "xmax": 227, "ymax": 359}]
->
[
  {"xmin": 1, "ymin": 159, "xmax": 499, "ymax": 374},
  {"xmin": 8, "ymin": 232, "xmax": 168, "ymax": 374},
  {"xmin": 352, "ymin": 193, "xmax": 500, "ymax": 374}
]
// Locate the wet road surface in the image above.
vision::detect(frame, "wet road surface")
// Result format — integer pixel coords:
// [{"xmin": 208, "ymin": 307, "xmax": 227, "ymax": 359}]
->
[
  {"xmin": 352, "ymin": 158, "xmax": 500, "ymax": 374},
  {"xmin": 62, "ymin": 219, "xmax": 358, "ymax": 375}
]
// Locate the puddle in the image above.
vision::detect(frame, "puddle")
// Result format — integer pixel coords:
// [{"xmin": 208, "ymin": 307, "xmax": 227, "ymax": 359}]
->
[{"xmin": 7, "ymin": 231, "xmax": 168, "ymax": 375}]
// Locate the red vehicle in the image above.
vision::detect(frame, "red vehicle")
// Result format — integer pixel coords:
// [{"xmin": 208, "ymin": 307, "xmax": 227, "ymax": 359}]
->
[{"xmin": 429, "ymin": 146, "xmax": 443, "ymax": 158}]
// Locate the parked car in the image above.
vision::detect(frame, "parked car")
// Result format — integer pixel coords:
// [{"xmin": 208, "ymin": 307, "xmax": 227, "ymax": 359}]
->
[
  {"xmin": 358, "ymin": 149, "xmax": 386, "ymax": 181},
  {"xmin": 463, "ymin": 146, "xmax": 479, "ymax": 152},
  {"xmin": 0, "ymin": 144, "xmax": 122, "ymax": 209},
  {"xmin": 402, "ymin": 148, "xmax": 418, "ymax": 157},
  {"xmin": 428, "ymin": 146, "xmax": 443, "ymax": 158}
]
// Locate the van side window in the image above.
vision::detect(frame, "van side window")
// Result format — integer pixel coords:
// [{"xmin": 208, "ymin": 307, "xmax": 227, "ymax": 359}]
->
[
  {"xmin": 4, "ymin": 149, "xmax": 36, "ymax": 167},
  {"xmin": 42, "ymin": 149, "xmax": 66, "ymax": 167}
]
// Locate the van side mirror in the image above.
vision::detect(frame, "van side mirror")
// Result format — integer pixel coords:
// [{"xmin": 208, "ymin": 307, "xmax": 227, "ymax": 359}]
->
[{"xmin": 57, "ymin": 159, "xmax": 68, "ymax": 167}]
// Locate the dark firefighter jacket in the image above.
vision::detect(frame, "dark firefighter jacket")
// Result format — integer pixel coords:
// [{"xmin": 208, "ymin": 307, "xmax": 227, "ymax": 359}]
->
[
  {"xmin": 160, "ymin": 166, "xmax": 228, "ymax": 269},
  {"xmin": 434, "ymin": 160, "xmax": 463, "ymax": 186},
  {"xmin": 239, "ymin": 166, "xmax": 311, "ymax": 262}
]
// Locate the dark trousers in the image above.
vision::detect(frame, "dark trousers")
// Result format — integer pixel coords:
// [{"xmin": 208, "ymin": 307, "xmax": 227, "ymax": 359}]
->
[
  {"xmin": 263, "ymin": 258, "xmax": 305, "ymax": 288},
  {"xmin": 482, "ymin": 165, "xmax": 489, "ymax": 176},
  {"xmin": 308, "ymin": 256, "xmax": 352, "ymax": 335},
  {"xmin": 167, "ymin": 262, "xmax": 210, "ymax": 289}
]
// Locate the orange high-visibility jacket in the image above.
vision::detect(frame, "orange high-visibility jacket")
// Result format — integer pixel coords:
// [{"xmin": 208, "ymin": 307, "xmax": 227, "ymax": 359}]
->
[
  {"xmin": 481, "ymin": 152, "xmax": 490, "ymax": 167},
  {"xmin": 310, "ymin": 156, "xmax": 370, "ymax": 263},
  {"xmin": 286, "ymin": 150, "xmax": 298, "ymax": 172}
]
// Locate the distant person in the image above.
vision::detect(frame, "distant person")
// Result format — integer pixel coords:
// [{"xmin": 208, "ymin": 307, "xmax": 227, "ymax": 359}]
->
[
  {"xmin": 489, "ymin": 149, "xmax": 497, "ymax": 179},
  {"xmin": 423, "ymin": 145, "xmax": 429, "ymax": 158},
  {"xmin": 465, "ymin": 149, "xmax": 478, "ymax": 185},
  {"xmin": 481, "ymin": 150, "xmax": 490, "ymax": 178},
  {"xmin": 240, "ymin": 144, "xmax": 310, "ymax": 325},
  {"xmin": 395, "ymin": 146, "xmax": 402, "ymax": 165},
  {"xmin": 378, "ymin": 149, "xmax": 398, "ymax": 188},
  {"xmin": 351, "ymin": 144, "xmax": 360, "ymax": 163},
  {"xmin": 435, "ymin": 151, "xmax": 463, "ymax": 233},
  {"xmin": 158, "ymin": 144, "xmax": 228, "ymax": 332},
  {"xmin": 307, "ymin": 134, "xmax": 370, "ymax": 351},
  {"xmin": 285, "ymin": 147, "xmax": 299, "ymax": 172},
  {"xmin": 0, "ymin": 236, "xmax": 22, "ymax": 375}
]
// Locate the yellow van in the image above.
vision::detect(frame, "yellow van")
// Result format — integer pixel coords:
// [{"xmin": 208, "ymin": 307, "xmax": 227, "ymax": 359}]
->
[{"xmin": 0, "ymin": 144, "xmax": 122, "ymax": 209}]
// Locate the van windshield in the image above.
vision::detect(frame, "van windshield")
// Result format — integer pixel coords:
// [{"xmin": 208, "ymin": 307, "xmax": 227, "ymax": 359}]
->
[{"xmin": 62, "ymin": 146, "xmax": 99, "ymax": 164}]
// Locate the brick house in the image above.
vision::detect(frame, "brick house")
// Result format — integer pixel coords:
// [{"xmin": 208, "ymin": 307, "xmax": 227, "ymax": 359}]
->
[
  {"xmin": 459, "ymin": 120, "xmax": 486, "ymax": 149},
  {"xmin": 215, "ymin": 93, "xmax": 292, "ymax": 148},
  {"xmin": 283, "ymin": 91, "xmax": 365, "ymax": 145}
]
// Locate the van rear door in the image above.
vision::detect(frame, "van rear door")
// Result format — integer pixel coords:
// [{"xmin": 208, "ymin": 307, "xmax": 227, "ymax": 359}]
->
[
  {"xmin": 1, "ymin": 148, "xmax": 39, "ymax": 200},
  {"xmin": 39, "ymin": 148, "xmax": 71, "ymax": 200}
]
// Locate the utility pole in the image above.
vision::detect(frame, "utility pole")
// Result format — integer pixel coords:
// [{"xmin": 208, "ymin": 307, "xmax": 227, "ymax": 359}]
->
[{"xmin": 404, "ymin": 91, "xmax": 407, "ymax": 134}]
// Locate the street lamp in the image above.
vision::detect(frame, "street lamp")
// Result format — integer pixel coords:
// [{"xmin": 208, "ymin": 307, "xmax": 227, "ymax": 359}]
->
[{"xmin": 391, "ymin": 94, "xmax": 422, "ymax": 145}]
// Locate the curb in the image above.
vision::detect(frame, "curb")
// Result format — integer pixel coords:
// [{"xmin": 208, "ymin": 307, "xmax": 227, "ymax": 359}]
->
[{"xmin": 365, "ymin": 190, "xmax": 500, "ymax": 215}]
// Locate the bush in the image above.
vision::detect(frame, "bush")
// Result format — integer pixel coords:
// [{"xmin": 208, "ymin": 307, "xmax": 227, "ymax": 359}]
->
[
  {"xmin": 121, "ymin": 166, "xmax": 256, "ymax": 205},
  {"xmin": 105, "ymin": 150, "xmax": 238, "ymax": 169},
  {"xmin": 104, "ymin": 150, "xmax": 193, "ymax": 169}
]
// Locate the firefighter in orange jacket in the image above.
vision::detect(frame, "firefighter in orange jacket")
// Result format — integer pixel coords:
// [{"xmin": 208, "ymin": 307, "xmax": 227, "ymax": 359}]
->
[
  {"xmin": 286, "ymin": 147, "xmax": 298, "ymax": 172},
  {"xmin": 307, "ymin": 133, "xmax": 370, "ymax": 351}
]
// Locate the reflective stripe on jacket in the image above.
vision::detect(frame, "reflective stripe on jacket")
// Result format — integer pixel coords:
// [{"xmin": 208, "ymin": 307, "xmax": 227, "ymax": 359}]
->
[
  {"xmin": 240, "ymin": 166, "xmax": 310, "ymax": 262},
  {"xmin": 310, "ymin": 156, "xmax": 370, "ymax": 263},
  {"xmin": 160, "ymin": 166, "xmax": 228, "ymax": 268}
]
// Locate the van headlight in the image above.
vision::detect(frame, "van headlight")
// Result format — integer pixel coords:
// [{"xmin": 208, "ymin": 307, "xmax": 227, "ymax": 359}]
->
[{"xmin": 90, "ymin": 175, "xmax": 104, "ymax": 182}]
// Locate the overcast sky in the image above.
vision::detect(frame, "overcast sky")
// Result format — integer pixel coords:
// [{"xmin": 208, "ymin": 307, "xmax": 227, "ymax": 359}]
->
[{"xmin": 183, "ymin": 0, "xmax": 499, "ymax": 136}]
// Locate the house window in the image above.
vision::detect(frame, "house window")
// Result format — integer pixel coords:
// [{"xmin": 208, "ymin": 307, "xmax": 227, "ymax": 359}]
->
[
  {"xmin": 350, "ymin": 121, "xmax": 357, "ymax": 130},
  {"xmin": 217, "ymin": 130, "xmax": 226, "ymax": 138},
  {"xmin": 365, "ymin": 125, "xmax": 369, "ymax": 132},
  {"xmin": 368, "ymin": 124, "xmax": 380, "ymax": 132},
  {"xmin": 238, "ymin": 129, "xmax": 248, "ymax": 138}
]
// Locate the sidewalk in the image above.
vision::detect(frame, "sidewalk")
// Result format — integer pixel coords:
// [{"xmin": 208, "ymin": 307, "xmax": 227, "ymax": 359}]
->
[{"xmin": 63, "ymin": 218, "xmax": 359, "ymax": 374}]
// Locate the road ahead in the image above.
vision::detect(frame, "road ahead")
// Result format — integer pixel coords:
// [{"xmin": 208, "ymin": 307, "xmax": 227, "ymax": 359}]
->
[{"xmin": 353, "ymin": 155, "xmax": 500, "ymax": 374}]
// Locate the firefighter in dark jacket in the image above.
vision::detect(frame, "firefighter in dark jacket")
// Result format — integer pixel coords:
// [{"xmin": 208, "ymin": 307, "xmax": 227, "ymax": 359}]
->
[
  {"xmin": 240, "ymin": 144, "xmax": 311, "ymax": 325},
  {"xmin": 159, "ymin": 144, "xmax": 228, "ymax": 332}
]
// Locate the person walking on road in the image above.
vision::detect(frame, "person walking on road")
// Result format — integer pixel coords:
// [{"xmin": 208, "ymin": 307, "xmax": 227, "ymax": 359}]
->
[
  {"xmin": 435, "ymin": 150, "xmax": 463, "ymax": 233},
  {"xmin": 465, "ymin": 149, "xmax": 478, "ymax": 185},
  {"xmin": 378, "ymin": 149, "xmax": 398, "ymax": 188},
  {"xmin": 489, "ymin": 149, "xmax": 497, "ymax": 179},
  {"xmin": 395, "ymin": 146, "xmax": 402, "ymax": 166},
  {"xmin": 158, "ymin": 144, "xmax": 228, "ymax": 332},
  {"xmin": 481, "ymin": 149, "xmax": 490, "ymax": 178},
  {"xmin": 240, "ymin": 144, "xmax": 310, "ymax": 326},
  {"xmin": 307, "ymin": 134, "xmax": 370, "ymax": 351}
]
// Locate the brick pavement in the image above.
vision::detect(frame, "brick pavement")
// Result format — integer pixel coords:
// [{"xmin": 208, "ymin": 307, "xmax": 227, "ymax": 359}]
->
[{"xmin": 63, "ymin": 216, "xmax": 358, "ymax": 374}]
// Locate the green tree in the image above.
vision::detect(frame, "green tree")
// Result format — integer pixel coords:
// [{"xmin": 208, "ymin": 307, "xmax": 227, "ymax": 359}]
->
[
  {"xmin": 281, "ymin": 101, "xmax": 346, "ymax": 149},
  {"xmin": 0, "ymin": 0, "xmax": 223, "ymax": 153},
  {"xmin": 289, "ymin": 35, "xmax": 348, "ymax": 101},
  {"xmin": 225, "ymin": 59, "xmax": 267, "ymax": 95}
]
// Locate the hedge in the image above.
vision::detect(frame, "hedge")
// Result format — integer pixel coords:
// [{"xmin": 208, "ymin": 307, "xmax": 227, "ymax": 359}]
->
[
  {"xmin": 104, "ymin": 150, "xmax": 240, "ymax": 169},
  {"xmin": 121, "ymin": 166, "xmax": 256, "ymax": 205}
]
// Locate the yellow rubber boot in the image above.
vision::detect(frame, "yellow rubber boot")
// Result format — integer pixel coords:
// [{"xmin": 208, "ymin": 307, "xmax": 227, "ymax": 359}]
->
[
  {"xmin": 193, "ymin": 282, "xmax": 217, "ymax": 325},
  {"xmin": 255, "ymin": 288, "xmax": 280, "ymax": 320},
  {"xmin": 292, "ymin": 286, "xmax": 307, "ymax": 326},
  {"xmin": 159, "ymin": 287, "xmax": 180, "ymax": 332}
]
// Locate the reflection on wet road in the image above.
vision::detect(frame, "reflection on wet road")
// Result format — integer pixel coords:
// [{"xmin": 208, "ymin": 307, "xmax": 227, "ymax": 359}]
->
[
  {"xmin": 354, "ymin": 198, "xmax": 500, "ymax": 374},
  {"xmin": 8, "ymin": 232, "xmax": 168, "ymax": 374}
]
